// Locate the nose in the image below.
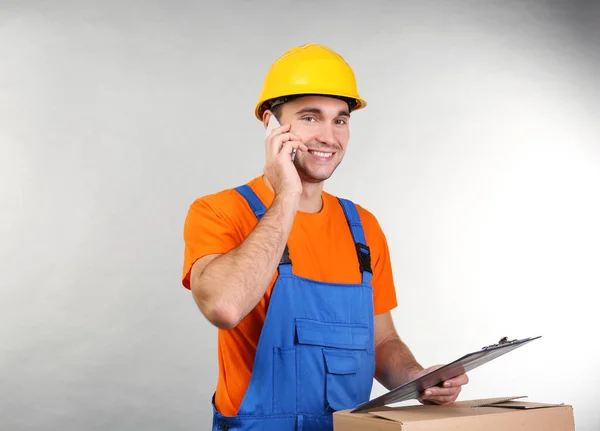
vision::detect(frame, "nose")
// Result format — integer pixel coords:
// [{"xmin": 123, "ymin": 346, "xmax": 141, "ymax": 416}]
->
[{"xmin": 315, "ymin": 122, "xmax": 337, "ymax": 147}]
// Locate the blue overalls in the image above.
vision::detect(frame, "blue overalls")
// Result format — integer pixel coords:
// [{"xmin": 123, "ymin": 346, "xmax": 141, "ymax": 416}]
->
[{"xmin": 211, "ymin": 184, "xmax": 376, "ymax": 431}]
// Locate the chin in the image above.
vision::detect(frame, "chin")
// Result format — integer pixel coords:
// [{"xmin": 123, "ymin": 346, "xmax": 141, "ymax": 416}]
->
[
  {"xmin": 301, "ymin": 174, "xmax": 331, "ymax": 184},
  {"xmin": 296, "ymin": 164, "xmax": 338, "ymax": 184}
]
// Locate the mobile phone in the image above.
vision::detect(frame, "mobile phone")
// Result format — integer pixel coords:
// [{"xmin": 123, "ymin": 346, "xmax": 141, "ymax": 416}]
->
[{"xmin": 266, "ymin": 115, "xmax": 296, "ymax": 162}]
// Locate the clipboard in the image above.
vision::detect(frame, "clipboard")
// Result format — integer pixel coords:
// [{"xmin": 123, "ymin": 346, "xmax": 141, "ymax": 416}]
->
[{"xmin": 351, "ymin": 335, "xmax": 542, "ymax": 413}]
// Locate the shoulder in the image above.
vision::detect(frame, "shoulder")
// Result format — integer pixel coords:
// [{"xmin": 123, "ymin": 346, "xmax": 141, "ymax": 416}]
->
[
  {"xmin": 188, "ymin": 187, "xmax": 243, "ymax": 215},
  {"xmin": 354, "ymin": 203, "xmax": 381, "ymax": 230},
  {"xmin": 327, "ymin": 192, "xmax": 382, "ymax": 228},
  {"xmin": 325, "ymin": 192, "xmax": 387, "ymax": 241},
  {"xmin": 186, "ymin": 178, "xmax": 259, "ymax": 222},
  {"xmin": 354, "ymin": 203, "xmax": 388, "ymax": 250},
  {"xmin": 183, "ymin": 182, "xmax": 261, "ymax": 249}
]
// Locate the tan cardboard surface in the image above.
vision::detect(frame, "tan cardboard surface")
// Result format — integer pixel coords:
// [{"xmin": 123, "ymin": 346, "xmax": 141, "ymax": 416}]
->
[
  {"xmin": 370, "ymin": 405, "xmax": 507, "ymax": 423},
  {"xmin": 333, "ymin": 397, "xmax": 575, "ymax": 430}
]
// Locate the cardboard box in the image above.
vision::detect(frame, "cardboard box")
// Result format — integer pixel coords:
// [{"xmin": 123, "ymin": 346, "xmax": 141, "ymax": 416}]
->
[{"xmin": 333, "ymin": 396, "xmax": 575, "ymax": 430}]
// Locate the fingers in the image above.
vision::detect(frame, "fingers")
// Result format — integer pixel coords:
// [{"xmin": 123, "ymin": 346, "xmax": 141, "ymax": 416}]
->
[
  {"xmin": 444, "ymin": 373, "xmax": 469, "ymax": 387},
  {"xmin": 421, "ymin": 386, "xmax": 462, "ymax": 405},
  {"xmin": 265, "ymin": 123, "xmax": 289, "ymax": 157},
  {"xmin": 266, "ymin": 124, "xmax": 302, "ymax": 157},
  {"xmin": 420, "ymin": 373, "xmax": 469, "ymax": 405},
  {"xmin": 268, "ymin": 132, "xmax": 303, "ymax": 158},
  {"xmin": 423, "ymin": 385, "xmax": 460, "ymax": 398},
  {"xmin": 279, "ymin": 140, "xmax": 308, "ymax": 160},
  {"xmin": 422, "ymin": 394, "xmax": 460, "ymax": 405}
]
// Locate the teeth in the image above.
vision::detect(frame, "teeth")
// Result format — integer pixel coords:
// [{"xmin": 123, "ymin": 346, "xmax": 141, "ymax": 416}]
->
[{"xmin": 311, "ymin": 151, "xmax": 332, "ymax": 158}]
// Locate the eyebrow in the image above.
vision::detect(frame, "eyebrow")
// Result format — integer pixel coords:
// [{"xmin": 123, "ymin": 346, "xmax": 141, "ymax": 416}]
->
[{"xmin": 294, "ymin": 107, "xmax": 351, "ymax": 117}]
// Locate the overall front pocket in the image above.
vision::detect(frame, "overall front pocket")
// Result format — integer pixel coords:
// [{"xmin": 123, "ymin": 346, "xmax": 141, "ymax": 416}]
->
[
  {"xmin": 294, "ymin": 318, "xmax": 372, "ymax": 414},
  {"xmin": 323, "ymin": 349, "xmax": 360, "ymax": 411}
]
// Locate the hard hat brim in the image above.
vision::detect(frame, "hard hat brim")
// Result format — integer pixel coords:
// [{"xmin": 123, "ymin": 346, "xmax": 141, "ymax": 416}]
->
[{"xmin": 255, "ymin": 93, "xmax": 367, "ymax": 121}]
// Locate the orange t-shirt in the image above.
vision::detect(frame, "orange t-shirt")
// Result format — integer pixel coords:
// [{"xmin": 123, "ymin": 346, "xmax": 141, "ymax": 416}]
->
[{"xmin": 181, "ymin": 175, "xmax": 398, "ymax": 416}]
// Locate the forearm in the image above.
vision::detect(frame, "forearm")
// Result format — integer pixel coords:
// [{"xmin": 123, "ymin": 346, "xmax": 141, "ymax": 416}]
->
[
  {"xmin": 195, "ymin": 193, "xmax": 298, "ymax": 328},
  {"xmin": 375, "ymin": 337, "xmax": 424, "ymax": 390}
]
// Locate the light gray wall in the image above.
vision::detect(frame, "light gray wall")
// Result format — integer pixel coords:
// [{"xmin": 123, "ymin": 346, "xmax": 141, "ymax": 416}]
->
[{"xmin": 1, "ymin": 1, "xmax": 599, "ymax": 430}]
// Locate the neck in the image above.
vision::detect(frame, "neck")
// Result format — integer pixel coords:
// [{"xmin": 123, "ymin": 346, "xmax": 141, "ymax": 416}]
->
[
  {"xmin": 299, "ymin": 180, "xmax": 325, "ymax": 213},
  {"xmin": 262, "ymin": 175, "xmax": 325, "ymax": 213}
]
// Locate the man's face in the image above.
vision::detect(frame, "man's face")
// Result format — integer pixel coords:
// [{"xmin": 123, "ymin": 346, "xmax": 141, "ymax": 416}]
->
[{"xmin": 275, "ymin": 95, "xmax": 351, "ymax": 184}]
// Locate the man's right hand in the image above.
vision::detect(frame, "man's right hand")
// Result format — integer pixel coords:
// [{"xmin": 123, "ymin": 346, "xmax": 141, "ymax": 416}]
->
[
  {"xmin": 263, "ymin": 123, "xmax": 308, "ymax": 199},
  {"xmin": 190, "ymin": 123, "xmax": 307, "ymax": 329}
]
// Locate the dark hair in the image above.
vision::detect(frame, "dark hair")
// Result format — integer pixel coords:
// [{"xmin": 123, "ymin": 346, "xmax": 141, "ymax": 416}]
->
[{"xmin": 270, "ymin": 104, "xmax": 283, "ymax": 121}]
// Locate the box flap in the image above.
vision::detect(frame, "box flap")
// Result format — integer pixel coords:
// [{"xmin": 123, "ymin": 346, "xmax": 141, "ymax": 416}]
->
[
  {"xmin": 468, "ymin": 396, "xmax": 528, "ymax": 407},
  {"xmin": 487, "ymin": 401, "xmax": 565, "ymax": 409},
  {"xmin": 466, "ymin": 396, "xmax": 564, "ymax": 410}
]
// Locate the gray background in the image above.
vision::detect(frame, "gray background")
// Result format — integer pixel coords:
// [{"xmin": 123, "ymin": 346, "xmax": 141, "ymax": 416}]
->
[{"xmin": 1, "ymin": 0, "xmax": 599, "ymax": 430}]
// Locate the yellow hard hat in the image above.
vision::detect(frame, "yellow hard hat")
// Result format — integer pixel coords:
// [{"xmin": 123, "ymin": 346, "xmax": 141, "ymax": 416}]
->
[{"xmin": 254, "ymin": 43, "xmax": 367, "ymax": 121}]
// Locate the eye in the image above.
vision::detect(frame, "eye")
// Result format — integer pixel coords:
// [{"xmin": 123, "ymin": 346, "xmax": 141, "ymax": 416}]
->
[
  {"xmin": 302, "ymin": 116, "xmax": 317, "ymax": 122},
  {"xmin": 336, "ymin": 119, "xmax": 348, "ymax": 125}
]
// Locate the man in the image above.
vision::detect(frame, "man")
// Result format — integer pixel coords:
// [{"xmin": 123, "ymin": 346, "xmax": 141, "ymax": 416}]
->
[{"xmin": 181, "ymin": 43, "xmax": 468, "ymax": 431}]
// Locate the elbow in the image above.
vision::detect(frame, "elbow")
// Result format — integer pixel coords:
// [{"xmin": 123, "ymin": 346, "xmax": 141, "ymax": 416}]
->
[
  {"xmin": 204, "ymin": 302, "xmax": 241, "ymax": 330},
  {"xmin": 191, "ymin": 286, "xmax": 240, "ymax": 329}
]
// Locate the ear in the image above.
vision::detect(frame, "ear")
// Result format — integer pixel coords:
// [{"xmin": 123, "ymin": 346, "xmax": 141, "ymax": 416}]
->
[{"xmin": 262, "ymin": 110, "xmax": 273, "ymax": 128}]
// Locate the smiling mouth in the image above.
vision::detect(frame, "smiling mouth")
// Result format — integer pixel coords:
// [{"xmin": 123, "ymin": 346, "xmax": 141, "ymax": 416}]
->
[{"xmin": 308, "ymin": 149, "xmax": 334, "ymax": 158}]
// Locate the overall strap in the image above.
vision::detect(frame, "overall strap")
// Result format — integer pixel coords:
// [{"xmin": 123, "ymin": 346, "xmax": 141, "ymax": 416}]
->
[
  {"xmin": 337, "ymin": 198, "xmax": 373, "ymax": 284},
  {"xmin": 234, "ymin": 184, "xmax": 267, "ymax": 219},
  {"xmin": 234, "ymin": 185, "xmax": 292, "ymax": 268}
]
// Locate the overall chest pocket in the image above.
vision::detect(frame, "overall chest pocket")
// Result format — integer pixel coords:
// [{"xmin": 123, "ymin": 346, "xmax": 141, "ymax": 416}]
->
[{"xmin": 294, "ymin": 318, "xmax": 374, "ymax": 413}]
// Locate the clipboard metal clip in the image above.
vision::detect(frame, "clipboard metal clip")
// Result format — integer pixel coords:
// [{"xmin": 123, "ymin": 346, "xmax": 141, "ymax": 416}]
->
[{"xmin": 482, "ymin": 337, "xmax": 519, "ymax": 350}]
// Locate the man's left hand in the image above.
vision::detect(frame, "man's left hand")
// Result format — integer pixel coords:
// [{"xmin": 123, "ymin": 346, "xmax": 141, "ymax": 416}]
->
[{"xmin": 412, "ymin": 365, "xmax": 469, "ymax": 405}]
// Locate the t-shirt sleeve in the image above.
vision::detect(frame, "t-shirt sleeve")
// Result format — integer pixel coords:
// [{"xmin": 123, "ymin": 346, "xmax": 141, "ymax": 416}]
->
[
  {"xmin": 362, "ymin": 210, "xmax": 399, "ymax": 315},
  {"xmin": 181, "ymin": 194, "xmax": 241, "ymax": 289}
]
